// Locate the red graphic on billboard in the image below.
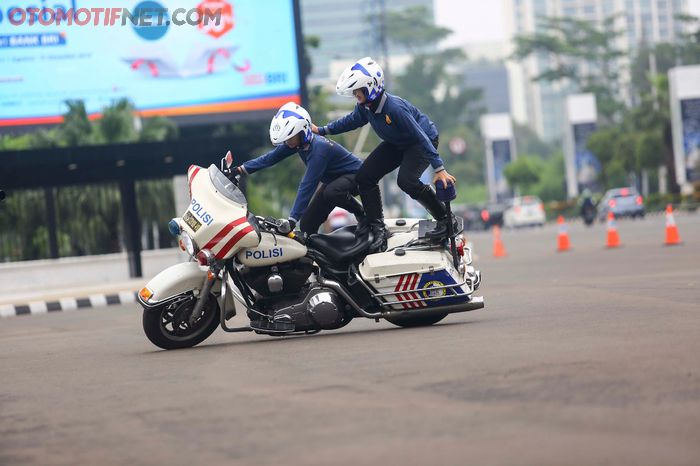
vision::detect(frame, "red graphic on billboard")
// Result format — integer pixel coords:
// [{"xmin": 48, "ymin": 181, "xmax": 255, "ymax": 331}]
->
[{"xmin": 198, "ymin": 0, "xmax": 234, "ymax": 39}]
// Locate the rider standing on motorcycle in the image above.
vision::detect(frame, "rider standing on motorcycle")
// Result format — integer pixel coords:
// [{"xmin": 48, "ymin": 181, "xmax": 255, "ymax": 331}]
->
[
  {"xmin": 232, "ymin": 102, "xmax": 364, "ymax": 236},
  {"xmin": 311, "ymin": 57, "xmax": 457, "ymax": 252}
]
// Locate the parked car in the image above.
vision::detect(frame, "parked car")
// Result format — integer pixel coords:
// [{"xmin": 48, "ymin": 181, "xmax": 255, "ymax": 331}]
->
[
  {"xmin": 478, "ymin": 202, "xmax": 507, "ymax": 230},
  {"xmin": 598, "ymin": 187, "xmax": 645, "ymax": 221},
  {"xmin": 453, "ymin": 204, "xmax": 484, "ymax": 231},
  {"xmin": 503, "ymin": 196, "xmax": 546, "ymax": 228}
]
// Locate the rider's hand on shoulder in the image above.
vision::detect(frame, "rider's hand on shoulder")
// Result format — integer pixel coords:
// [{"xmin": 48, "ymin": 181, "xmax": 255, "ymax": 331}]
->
[
  {"xmin": 310, "ymin": 124, "xmax": 320, "ymax": 134},
  {"xmin": 433, "ymin": 169, "xmax": 457, "ymax": 189}
]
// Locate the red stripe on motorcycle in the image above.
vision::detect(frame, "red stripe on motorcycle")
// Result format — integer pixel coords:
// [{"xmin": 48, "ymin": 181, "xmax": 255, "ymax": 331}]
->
[
  {"xmin": 410, "ymin": 273, "xmax": 424, "ymax": 308},
  {"xmin": 401, "ymin": 273, "xmax": 415, "ymax": 309},
  {"xmin": 394, "ymin": 274, "xmax": 405, "ymax": 292},
  {"xmin": 188, "ymin": 166, "xmax": 200, "ymax": 184},
  {"xmin": 188, "ymin": 167, "xmax": 201, "ymax": 192},
  {"xmin": 216, "ymin": 225, "xmax": 254, "ymax": 259},
  {"xmin": 202, "ymin": 217, "xmax": 247, "ymax": 250},
  {"xmin": 394, "ymin": 274, "xmax": 409, "ymax": 309},
  {"xmin": 408, "ymin": 273, "xmax": 423, "ymax": 308}
]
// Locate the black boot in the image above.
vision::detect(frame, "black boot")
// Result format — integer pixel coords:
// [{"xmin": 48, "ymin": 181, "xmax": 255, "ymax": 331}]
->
[
  {"xmin": 340, "ymin": 194, "xmax": 365, "ymax": 226},
  {"xmin": 358, "ymin": 186, "xmax": 387, "ymax": 252},
  {"xmin": 416, "ymin": 187, "xmax": 455, "ymax": 239}
]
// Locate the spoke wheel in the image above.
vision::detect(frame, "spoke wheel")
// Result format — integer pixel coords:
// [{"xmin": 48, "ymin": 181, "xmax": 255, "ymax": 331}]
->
[{"xmin": 143, "ymin": 293, "xmax": 220, "ymax": 350}]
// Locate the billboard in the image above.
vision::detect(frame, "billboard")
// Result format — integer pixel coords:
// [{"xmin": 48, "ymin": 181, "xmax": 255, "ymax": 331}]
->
[
  {"xmin": 572, "ymin": 122, "xmax": 601, "ymax": 189},
  {"xmin": 669, "ymin": 65, "xmax": 700, "ymax": 193},
  {"xmin": 0, "ymin": 0, "xmax": 303, "ymax": 129},
  {"xmin": 480, "ymin": 113, "xmax": 516, "ymax": 202},
  {"xmin": 563, "ymin": 94, "xmax": 600, "ymax": 198},
  {"xmin": 679, "ymin": 98, "xmax": 700, "ymax": 183},
  {"xmin": 491, "ymin": 139, "xmax": 513, "ymax": 201}
]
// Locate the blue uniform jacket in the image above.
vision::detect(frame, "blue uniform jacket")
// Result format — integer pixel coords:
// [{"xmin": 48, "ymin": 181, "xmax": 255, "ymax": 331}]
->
[
  {"xmin": 242, "ymin": 136, "xmax": 362, "ymax": 221},
  {"xmin": 318, "ymin": 92, "xmax": 444, "ymax": 170}
]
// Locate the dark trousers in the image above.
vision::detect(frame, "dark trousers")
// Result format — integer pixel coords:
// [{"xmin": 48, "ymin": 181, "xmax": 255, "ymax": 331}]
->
[
  {"xmin": 299, "ymin": 173, "xmax": 360, "ymax": 235},
  {"xmin": 356, "ymin": 138, "xmax": 439, "ymax": 199}
]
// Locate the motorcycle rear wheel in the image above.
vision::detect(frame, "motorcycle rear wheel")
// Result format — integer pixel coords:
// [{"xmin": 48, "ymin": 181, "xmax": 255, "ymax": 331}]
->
[
  {"xmin": 385, "ymin": 313, "xmax": 447, "ymax": 328},
  {"xmin": 143, "ymin": 293, "xmax": 220, "ymax": 350}
]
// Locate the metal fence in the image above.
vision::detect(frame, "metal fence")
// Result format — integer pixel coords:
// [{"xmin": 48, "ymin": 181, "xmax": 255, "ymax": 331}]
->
[{"xmin": 0, "ymin": 179, "xmax": 177, "ymax": 263}]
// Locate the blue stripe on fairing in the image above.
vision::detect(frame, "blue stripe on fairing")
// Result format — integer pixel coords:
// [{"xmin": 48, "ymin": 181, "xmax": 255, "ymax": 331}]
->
[{"xmin": 351, "ymin": 62, "xmax": 372, "ymax": 77}]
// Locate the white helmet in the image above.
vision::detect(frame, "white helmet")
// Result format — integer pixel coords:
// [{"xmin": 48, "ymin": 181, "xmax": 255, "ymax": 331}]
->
[
  {"xmin": 269, "ymin": 102, "xmax": 313, "ymax": 146},
  {"xmin": 336, "ymin": 57, "xmax": 385, "ymax": 102}
]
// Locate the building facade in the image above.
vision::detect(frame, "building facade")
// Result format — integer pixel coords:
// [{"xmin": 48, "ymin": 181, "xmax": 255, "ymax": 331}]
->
[{"xmin": 504, "ymin": 0, "xmax": 689, "ymax": 141}]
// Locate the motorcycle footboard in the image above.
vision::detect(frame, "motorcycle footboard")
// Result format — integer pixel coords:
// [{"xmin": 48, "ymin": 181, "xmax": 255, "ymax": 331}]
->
[{"xmin": 382, "ymin": 296, "xmax": 484, "ymax": 319}]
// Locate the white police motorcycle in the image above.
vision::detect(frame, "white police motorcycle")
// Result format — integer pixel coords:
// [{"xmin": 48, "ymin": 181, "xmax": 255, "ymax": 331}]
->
[{"xmin": 138, "ymin": 160, "xmax": 484, "ymax": 350}]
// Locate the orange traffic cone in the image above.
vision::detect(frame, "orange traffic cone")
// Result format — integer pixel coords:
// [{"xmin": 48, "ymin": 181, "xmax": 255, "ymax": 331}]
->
[
  {"xmin": 556, "ymin": 215, "xmax": 571, "ymax": 252},
  {"xmin": 605, "ymin": 211, "xmax": 621, "ymax": 248},
  {"xmin": 664, "ymin": 204, "xmax": 681, "ymax": 246},
  {"xmin": 493, "ymin": 225, "xmax": 507, "ymax": 258}
]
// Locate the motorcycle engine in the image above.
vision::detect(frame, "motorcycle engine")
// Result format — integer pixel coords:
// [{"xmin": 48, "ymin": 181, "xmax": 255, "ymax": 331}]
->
[
  {"xmin": 240, "ymin": 257, "xmax": 314, "ymax": 297},
  {"xmin": 273, "ymin": 286, "xmax": 347, "ymax": 331}
]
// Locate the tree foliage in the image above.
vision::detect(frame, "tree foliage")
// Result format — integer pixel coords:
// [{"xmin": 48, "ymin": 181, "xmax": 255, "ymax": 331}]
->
[
  {"xmin": 0, "ymin": 100, "xmax": 180, "ymax": 261},
  {"xmin": 385, "ymin": 6, "xmax": 451, "ymax": 53},
  {"xmin": 512, "ymin": 14, "xmax": 627, "ymax": 123}
]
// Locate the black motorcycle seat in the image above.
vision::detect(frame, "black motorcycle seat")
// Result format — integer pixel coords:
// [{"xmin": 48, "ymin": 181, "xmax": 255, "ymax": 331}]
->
[{"xmin": 307, "ymin": 226, "xmax": 370, "ymax": 263}]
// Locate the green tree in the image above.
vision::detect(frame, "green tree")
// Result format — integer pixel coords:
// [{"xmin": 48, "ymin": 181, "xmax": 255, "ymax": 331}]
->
[
  {"xmin": 97, "ymin": 99, "xmax": 138, "ymax": 144},
  {"xmin": 504, "ymin": 155, "xmax": 543, "ymax": 193},
  {"xmin": 60, "ymin": 100, "xmax": 93, "ymax": 146},
  {"xmin": 0, "ymin": 99, "xmax": 183, "ymax": 260},
  {"xmin": 586, "ymin": 126, "xmax": 619, "ymax": 187},
  {"xmin": 385, "ymin": 6, "xmax": 451, "ymax": 53},
  {"xmin": 512, "ymin": 14, "xmax": 627, "ymax": 123},
  {"xmin": 140, "ymin": 116, "xmax": 179, "ymax": 142},
  {"xmin": 514, "ymin": 123, "xmax": 560, "ymax": 158}
]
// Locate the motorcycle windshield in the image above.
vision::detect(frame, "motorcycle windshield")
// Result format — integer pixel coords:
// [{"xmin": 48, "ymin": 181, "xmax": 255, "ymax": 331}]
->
[{"xmin": 208, "ymin": 164, "xmax": 247, "ymax": 205}]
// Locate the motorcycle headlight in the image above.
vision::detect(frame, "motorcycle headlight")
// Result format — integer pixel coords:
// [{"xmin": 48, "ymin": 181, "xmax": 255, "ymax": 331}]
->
[{"xmin": 180, "ymin": 232, "xmax": 197, "ymax": 257}]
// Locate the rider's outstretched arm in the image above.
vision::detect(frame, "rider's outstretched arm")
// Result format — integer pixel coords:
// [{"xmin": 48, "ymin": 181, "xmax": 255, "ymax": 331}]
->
[
  {"xmin": 239, "ymin": 145, "xmax": 296, "ymax": 175},
  {"xmin": 288, "ymin": 151, "xmax": 331, "ymax": 224},
  {"xmin": 316, "ymin": 105, "xmax": 368, "ymax": 136}
]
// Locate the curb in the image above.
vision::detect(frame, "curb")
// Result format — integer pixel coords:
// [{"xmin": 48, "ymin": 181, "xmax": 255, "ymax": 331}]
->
[{"xmin": 0, "ymin": 290, "xmax": 138, "ymax": 319}]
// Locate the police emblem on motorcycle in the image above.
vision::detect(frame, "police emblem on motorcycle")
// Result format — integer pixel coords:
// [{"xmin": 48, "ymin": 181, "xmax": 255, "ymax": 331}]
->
[
  {"xmin": 182, "ymin": 211, "xmax": 202, "ymax": 232},
  {"xmin": 422, "ymin": 280, "xmax": 446, "ymax": 298}
]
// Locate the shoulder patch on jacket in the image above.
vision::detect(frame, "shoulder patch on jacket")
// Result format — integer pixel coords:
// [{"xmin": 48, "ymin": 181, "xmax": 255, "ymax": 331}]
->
[{"xmin": 385, "ymin": 114, "xmax": 392, "ymax": 125}]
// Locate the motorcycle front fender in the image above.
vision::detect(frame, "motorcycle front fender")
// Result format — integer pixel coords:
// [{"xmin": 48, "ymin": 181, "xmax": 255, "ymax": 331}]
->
[{"xmin": 138, "ymin": 262, "xmax": 229, "ymax": 310}]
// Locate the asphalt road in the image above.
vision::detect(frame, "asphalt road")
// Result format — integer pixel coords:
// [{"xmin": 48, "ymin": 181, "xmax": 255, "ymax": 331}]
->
[{"xmin": 1, "ymin": 214, "xmax": 699, "ymax": 465}]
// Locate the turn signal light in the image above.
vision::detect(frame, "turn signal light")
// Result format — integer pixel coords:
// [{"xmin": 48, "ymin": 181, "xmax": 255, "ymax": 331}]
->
[
  {"xmin": 139, "ymin": 287, "xmax": 153, "ymax": 302},
  {"xmin": 636, "ymin": 196, "xmax": 643, "ymax": 205},
  {"xmin": 609, "ymin": 199, "xmax": 617, "ymax": 208},
  {"xmin": 196, "ymin": 249, "xmax": 214, "ymax": 266},
  {"xmin": 455, "ymin": 236, "xmax": 465, "ymax": 257}
]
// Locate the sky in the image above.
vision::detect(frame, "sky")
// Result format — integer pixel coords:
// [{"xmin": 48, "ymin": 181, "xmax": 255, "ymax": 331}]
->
[{"xmin": 434, "ymin": 0, "xmax": 700, "ymax": 47}]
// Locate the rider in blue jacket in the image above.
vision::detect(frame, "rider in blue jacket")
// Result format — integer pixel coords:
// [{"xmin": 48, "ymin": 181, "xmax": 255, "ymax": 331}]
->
[
  {"xmin": 233, "ymin": 102, "xmax": 363, "ymax": 235},
  {"xmin": 312, "ymin": 57, "xmax": 456, "ymax": 251}
]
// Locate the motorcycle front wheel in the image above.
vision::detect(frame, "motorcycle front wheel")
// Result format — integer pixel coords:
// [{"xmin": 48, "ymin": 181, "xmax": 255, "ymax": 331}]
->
[
  {"xmin": 385, "ymin": 313, "xmax": 447, "ymax": 328},
  {"xmin": 142, "ymin": 293, "xmax": 220, "ymax": 350}
]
